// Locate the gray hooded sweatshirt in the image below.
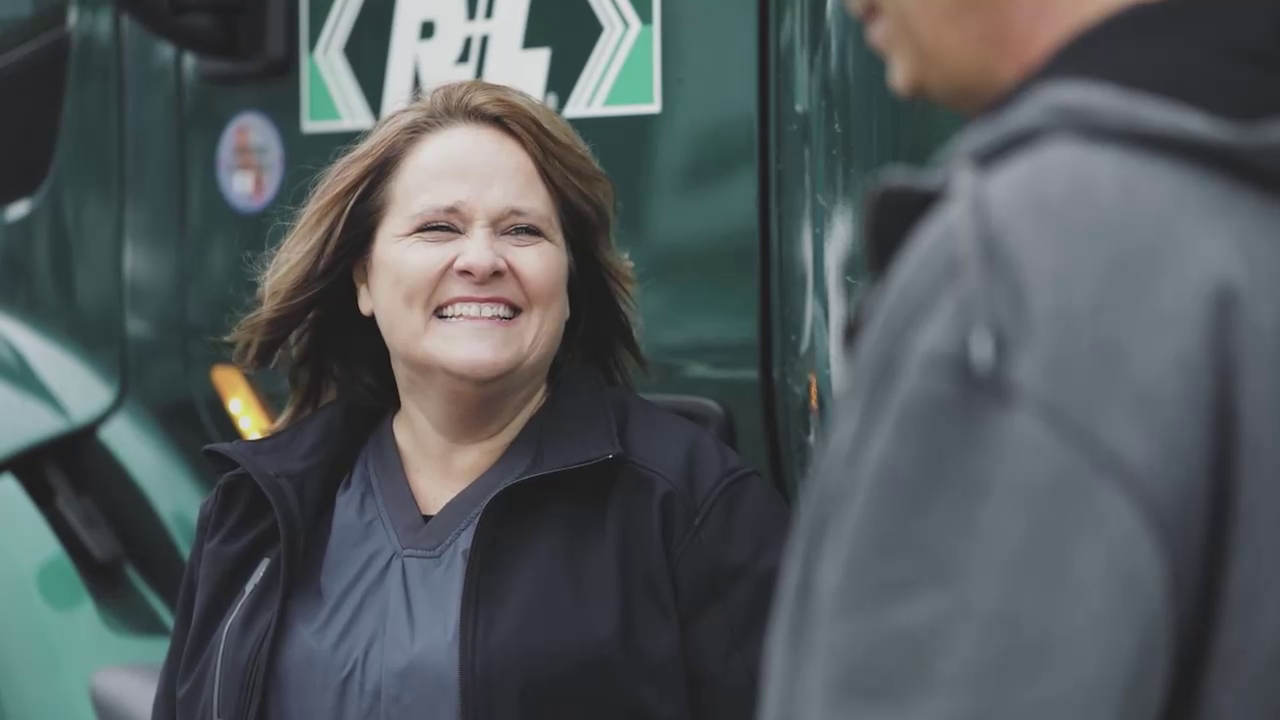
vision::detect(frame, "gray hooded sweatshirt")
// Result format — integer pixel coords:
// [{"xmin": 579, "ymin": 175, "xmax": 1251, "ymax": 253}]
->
[{"xmin": 759, "ymin": 6, "xmax": 1280, "ymax": 719}]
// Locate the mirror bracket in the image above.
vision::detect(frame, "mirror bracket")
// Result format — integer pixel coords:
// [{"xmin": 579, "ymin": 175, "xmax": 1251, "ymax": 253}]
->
[
  {"xmin": 194, "ymin": 0, "xmax": 291, "ymax": 83},
  {"xmin": 116, "ymin": 0, "xmax": 290, "ymax": 81}
]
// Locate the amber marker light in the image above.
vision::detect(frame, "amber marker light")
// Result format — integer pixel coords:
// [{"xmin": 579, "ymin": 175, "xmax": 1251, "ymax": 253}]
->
[
  {"xmin": 808, "ymin": 371, "xmax": 820, "ymax": 413},
  {"xmin": 210, "ymin": 364, "xmax": 275, "ymax": 440}
]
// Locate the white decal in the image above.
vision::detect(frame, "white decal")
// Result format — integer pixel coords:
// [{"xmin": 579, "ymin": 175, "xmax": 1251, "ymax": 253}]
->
[{"xmin": 380, "ymin": 0, "xmax": 552, "ymax": 117}]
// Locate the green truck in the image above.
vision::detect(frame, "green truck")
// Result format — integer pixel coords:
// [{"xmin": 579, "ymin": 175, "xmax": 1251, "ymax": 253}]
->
[{"xmin": 0, "ymin": 0, "xmax": 956, "ymax": 717}]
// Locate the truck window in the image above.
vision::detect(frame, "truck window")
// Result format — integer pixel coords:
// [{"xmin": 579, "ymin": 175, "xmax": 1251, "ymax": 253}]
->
[
  {"xmin": 0, "ymin": 1, "xmax": 31, "ymax": 31},
  {"xmin": 0, "ymin": 1, "xmax": 68, "ymax": 206},
  {"xmin": 0, "ymin": 0, "xmax": 62, "ymax": 33}
]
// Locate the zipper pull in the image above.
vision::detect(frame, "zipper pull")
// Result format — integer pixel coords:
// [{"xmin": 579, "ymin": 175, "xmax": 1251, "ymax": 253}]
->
[{"xmin": 244, "ymin": 557, "xmax": 270, "ymax": 595}]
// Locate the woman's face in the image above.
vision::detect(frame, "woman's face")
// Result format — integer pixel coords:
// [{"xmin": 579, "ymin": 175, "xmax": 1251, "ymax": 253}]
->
[{"xmin": 356, "ymin": 124, "xmax": 571, "ymax": 389}]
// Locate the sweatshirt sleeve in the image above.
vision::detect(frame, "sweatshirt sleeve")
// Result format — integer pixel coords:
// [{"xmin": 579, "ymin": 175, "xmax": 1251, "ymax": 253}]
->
[
  {"xmin": 759, "ymin": 146, "xmax": 1210, "ymax": 719},
  {"xmin": 673, "ymin": 468, "xmax": 790, "ymax": 719},
  {"xmin": 151, "ymin": 493, "xmax": 214, "ymax": 720},
  {"xmin": 761, "ymin": 357, "xmax": 1178, "ymax": 720}
]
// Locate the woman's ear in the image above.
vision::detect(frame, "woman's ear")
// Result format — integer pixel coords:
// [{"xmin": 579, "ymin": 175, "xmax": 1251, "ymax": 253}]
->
[{"xmin": 354, "ymin": 258, "xmax": 374, "ymax": 317}]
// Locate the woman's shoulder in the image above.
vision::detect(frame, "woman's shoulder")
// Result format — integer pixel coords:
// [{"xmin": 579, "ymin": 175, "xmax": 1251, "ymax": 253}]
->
[{"xmin": 598, "ymin": 384, "xmax": 758, "ymax": 506}]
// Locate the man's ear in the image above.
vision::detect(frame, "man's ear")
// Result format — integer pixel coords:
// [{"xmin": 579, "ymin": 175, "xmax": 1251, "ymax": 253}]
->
[{"xmin": 354, "ymin": 257, "xmax": 374, "ymax": 317}]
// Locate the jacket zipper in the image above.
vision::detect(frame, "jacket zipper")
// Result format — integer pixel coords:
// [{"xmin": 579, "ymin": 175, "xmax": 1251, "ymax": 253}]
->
[
  {"xmin": 237, "ymin": 626, "xmax": 272, "ymax": 720},
  {"xmin": 213, "ymin": 556, "xmax": 271, "ymax": 720},
  {"xmin": 203, "ymin": 447, "xmax": 307, "ymax": 720},
  {"xmin": 456, "ymin": 453, "xmax": 616, "ymax": 720}
]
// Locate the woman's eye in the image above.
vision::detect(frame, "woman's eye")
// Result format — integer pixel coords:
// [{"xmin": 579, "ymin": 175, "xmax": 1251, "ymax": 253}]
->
[
  {"xmin": 508, "ymin": 225, "xmax": 544, "ymax": 240},
  {"xmin": 416, "ymin": 222, "xmax": 458, "ymax": 236}
]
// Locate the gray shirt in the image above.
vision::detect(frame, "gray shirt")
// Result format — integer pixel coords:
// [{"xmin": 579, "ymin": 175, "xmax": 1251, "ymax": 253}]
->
[{"xmin": 265, "ymin": 411, "xmax": 542, "ymax": 719}]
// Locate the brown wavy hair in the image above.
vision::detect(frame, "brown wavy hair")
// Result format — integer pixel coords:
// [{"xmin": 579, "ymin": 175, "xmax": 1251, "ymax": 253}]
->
[{"xmin": 228, "ymin": 80, "xmax": 644, "ymax": 428}]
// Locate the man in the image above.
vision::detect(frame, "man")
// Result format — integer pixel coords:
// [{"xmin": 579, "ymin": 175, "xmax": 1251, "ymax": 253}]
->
[{"xmin": 760, "ymin": 0, "xmax": 1280, "ymax": 718}]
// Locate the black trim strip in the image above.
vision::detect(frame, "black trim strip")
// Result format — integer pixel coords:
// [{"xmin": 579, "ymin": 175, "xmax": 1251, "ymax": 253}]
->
[{"xmin": 755, "ymin": 0, "xmax": 787, "ymax": 500}]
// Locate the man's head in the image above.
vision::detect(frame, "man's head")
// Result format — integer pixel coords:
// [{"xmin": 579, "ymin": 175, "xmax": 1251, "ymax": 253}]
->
[{"xmin": 846, "ymin": 0, "xmax": 1161, "ymax": 114}]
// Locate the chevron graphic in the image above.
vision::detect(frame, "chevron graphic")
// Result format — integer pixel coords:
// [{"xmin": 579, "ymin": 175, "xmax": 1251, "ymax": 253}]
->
[
  {"xmin": 302, "ymin": 0, "xmax": 377, "ymax": 133},
  {"xmin": 563, "ymin": 0, "xmax": 662, "ymax": 118}
]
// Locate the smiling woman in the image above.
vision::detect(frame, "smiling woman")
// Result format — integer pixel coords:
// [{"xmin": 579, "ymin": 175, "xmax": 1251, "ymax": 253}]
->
[
  {"xmin": 230, "ymin": 82, "xmax": 642, "ymax": 427},
  {"xmin": 151, "ymin": 80, "xmax": 789, "ymax": 720},
  {"xmin": 354, "ymin": 124, "xmax": 572, "ymax": 396}
]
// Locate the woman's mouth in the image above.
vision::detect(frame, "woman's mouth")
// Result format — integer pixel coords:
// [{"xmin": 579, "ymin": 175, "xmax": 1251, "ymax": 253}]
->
[{"xmin": 434, "ymin": 301, "xmax": 521, "ymax": 322}]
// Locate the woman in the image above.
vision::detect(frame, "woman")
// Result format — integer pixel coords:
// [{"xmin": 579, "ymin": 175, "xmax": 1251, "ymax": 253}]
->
[{"xmin": 152, "ymin": 80, "xmax": 789, "ymax": 720}]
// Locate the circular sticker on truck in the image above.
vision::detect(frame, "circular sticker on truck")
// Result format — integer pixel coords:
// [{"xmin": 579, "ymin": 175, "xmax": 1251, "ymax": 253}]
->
[{"xmin": 216, "ymin": 110, "xmax": 285, "ymax": 215}]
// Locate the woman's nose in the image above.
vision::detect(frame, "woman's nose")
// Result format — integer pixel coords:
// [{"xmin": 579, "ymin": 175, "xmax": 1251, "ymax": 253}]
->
[{"xmin": 452, "ymin": 231, "xmax": 506, "ymax": 280}]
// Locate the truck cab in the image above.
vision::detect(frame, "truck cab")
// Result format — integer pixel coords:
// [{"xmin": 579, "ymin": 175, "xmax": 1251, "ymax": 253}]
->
[{"xmin": 0, "ymin": 1, "xmax": 957, "ymax": 717}]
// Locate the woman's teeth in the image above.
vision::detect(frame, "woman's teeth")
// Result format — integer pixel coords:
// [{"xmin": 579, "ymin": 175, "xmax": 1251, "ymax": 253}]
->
[{"xmin": 436, "ymin": 302, "xmax": 517, "ymax": 320}]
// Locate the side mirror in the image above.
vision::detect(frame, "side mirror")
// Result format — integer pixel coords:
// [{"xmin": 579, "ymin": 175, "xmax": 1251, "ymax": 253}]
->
[
  {"xmin": 115, "ymin": 0, "xmax": 242, "ymax": 59},
  {"xmin": 116, "ymin": 0, "xmax": 289, "ymax": 81}
]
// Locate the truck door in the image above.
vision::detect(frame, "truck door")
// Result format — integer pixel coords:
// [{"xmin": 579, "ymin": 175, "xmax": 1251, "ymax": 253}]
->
[
  {"xmin": 0, "ymin": 0, "xmax": 125, "ymax": 462},
  {"xmin": 764, "ymin": 0, "xmax": 960, "ymax": 492}
]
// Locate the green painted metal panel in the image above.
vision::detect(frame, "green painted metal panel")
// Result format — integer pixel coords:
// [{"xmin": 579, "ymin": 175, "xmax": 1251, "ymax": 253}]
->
[
  {"xmin": 0, "ymin": 0, "xmax": 126, "ymax": 463},
  {"xmin": 0, "ymin": 310, "xmax": 117, "ymax": 463},
  {"xmin": 117, "ymin": 10, "xmax": 227, "ymax": 479},
  {"xmin": 0, "ymin": 473, "xmax": 172, "ymax": 720},
  {"xmin": 766, "ymin": 0, "xmax": 961, "ymax": 492},
  {"xmin": 96, "ymin": 397, "xmax": 210, "ymax": 554}
]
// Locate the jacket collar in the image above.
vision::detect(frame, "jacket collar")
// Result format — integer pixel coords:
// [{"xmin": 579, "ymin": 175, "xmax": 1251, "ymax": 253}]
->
[
  {"xmin": 863, "ymin": 78, "xmax": 1280, "ymax": 290},
  {"xmin": 992, "ymin": 0, "xmax": 1280, "ymax": 124},
  {"xmin": 520, "ymin": 365, "xmax": 625, "ymax": 475},
  {"xmin": 203, "ymin": 365, "xmax": 625, "ymax": 523}
]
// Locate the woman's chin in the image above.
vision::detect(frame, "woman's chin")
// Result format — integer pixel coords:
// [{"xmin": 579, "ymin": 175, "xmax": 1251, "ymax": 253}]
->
[{"xmin": 428, "ymin": 355, "xmax": 530, "ymax": 387}]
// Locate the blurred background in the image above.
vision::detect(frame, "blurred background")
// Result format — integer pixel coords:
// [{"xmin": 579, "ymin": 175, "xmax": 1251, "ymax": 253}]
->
[{"xmin": 0, "ymin": 0, "xmax": 956, "ymax": 717}]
